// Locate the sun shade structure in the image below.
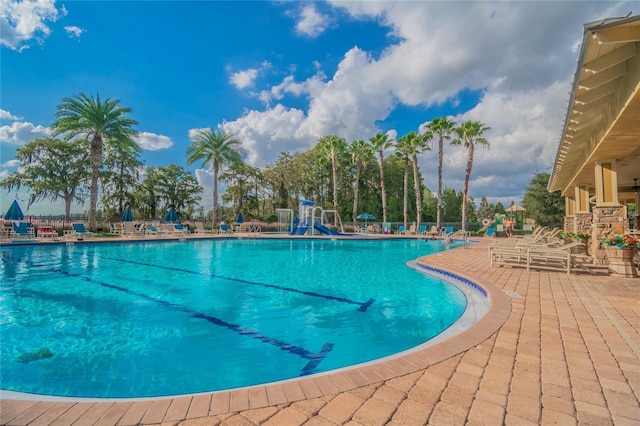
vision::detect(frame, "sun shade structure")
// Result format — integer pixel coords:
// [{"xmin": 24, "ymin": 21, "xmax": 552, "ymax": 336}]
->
[
  {"xmin": 121, "ymin": 206, "xmax": 133, "ymax": 222},
  {"xmin": 236, "ymin": 212, "xmax": 244, "ymax": 224},
  {"xmin": 4, "ymin": 200, "xmax": 24, "ymax": 221},
  {"xmin": 549, "ymin": 14, "xmax": 640, "ymax": 265},
  {"xmin": 164, "ymin": 208, "xmax": 179, "ymax": 223}
]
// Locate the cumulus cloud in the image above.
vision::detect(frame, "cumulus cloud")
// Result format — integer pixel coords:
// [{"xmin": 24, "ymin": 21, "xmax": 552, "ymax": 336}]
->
[
  {"xmin": 2, "ymin": 159, "xmax": 21, "ymax": 168},
  {"xmin": 0, "ymin": 109, "xmax": 21, "ymax": 121},
  {"xmin": 229, "ymin": 68, "xmax": 259, "ymax": 90},
  {"xmin": 134, "ymin": 131, "xmax": 173, "ymax": 151},
  {"xmin": 0, "ymin": 0, "xmax": 65, "ymax": 51},
  {"xmin": 223, "ymin": 1, "xmax": 629, "ymax": 204},
  {"xmin": 0, "ymin": 121, "xmax": 50, "ymax": 144},
  {"xmin": 295, "ymin": 4, "xmax": 330, "ymax": 38},
  {"xmin": 64, "ymin": 25, "xmax": 84, "ymax": 39}
]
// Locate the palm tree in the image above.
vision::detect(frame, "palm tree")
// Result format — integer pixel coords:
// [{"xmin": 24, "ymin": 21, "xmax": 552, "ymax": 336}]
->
[
  {"xmin": 426, "ymin": 116, "xmax": 456, "ymax": 230},
  {"xmin": 186, "ymin": 128, "xmax": 245, "ymax": 228},
  {"xmin": 318, "ymin": 135, "xmax": 347, "ymax": 225},
  {"xmin": 370, "ymin": 132, "xmax": 394, "ymax": 222},
  {"xmin": 349, "ymin": 139, "xmax": 374, "ymax": 223},
  {"xmin": 398, "ymin": 131, "xmax": 431, "ymax": 228},
  {"xmin": 395, "ymin": 135, "xmax": 412, "ymax": 230},
  {"xmin": 51, "ymin": 93, "xmax": 139, "ymax": 231},
  {"xmin": 451, "ymin": 120, "xmax": 491, "ymax": 231}
]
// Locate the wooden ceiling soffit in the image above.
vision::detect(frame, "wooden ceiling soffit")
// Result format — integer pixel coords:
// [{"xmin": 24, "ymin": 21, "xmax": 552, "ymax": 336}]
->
[
  {"xmin": 575, "ymin": 80, "xmax": 617, "ymax": 104},
  {"xmin": 573, "ymin": 94, "xmax": 612, "ymax": 113},
  {"xmin": 593, "ymin": 25, "xmax": 640, "ymax": 44},
  {"xmin": 584, "ymin": 43, "xmax": 636, "ymax": 72},
  {"xmin": 579, "ymin": 62, "xmax": 627, "ymax": 90}
]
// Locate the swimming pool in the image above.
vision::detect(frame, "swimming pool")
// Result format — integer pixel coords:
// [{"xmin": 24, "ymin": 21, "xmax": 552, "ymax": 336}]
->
[{"xmin": 0, "ymin": 238, "xmax": 468, "ymax": 398}]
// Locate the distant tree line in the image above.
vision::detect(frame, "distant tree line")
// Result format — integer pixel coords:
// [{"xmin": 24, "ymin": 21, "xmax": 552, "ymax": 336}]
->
[{"xmin": 1, "ymin": 92, "xmax": 564, "ymax": 230}]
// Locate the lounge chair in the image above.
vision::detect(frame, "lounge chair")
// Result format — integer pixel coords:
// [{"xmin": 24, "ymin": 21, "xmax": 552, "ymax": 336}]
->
[
  {"xmin": 220, "ymin": 223, "xmax": 232, "ymax": 233},
  {"xmin": 110, "ymin": 222, "xmax": 124, "ymax": 234},
  {"xmin": 397, "ymin": 225, "xmax": 405, "ymax": 234},
  {"xmin": 11, "ymin": 221, "xmax": 36, "ymax": 240},
  {"xmin": 122, "ymin": 222, "xmax": 144, "ymax": 237},
  {"xmin": 144, "ymin": 225, "xmax": 165, "ymax": 236},
  {"xmin": 489, "ymin": 241, "xmax": 591, "ymax": 275},
  {"xmin": 418, "ymin": 224, "xmax": 427, "ymax": 235},
  {"xmin": 408, "ymin": 224, "xmax": 417, "ymax": 235},
  {"xmin": 71, "ymin": 223, "xmax": 94, "ymax": 238},
  {"xmin": 37, "ymin": 225, "xmax": 58, "ymax": 240},
  {"xmin": 429, "ymin": 226, "xmax": 439, "ymax": 239},
  {"xmin": 382, "ymin": 223, "xmax": 392, "ymax": 234}
]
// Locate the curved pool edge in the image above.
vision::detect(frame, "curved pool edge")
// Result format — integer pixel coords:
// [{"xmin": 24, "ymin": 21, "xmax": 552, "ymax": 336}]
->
[{"xmin": 0, "ymin": 245, "xmax": 512, "ymax": 412}]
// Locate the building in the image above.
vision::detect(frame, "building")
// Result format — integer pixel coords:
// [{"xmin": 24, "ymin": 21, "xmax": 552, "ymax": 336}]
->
[{"xmin": 548, "ymin": 14, "xmax": 640, "ymax": 264}]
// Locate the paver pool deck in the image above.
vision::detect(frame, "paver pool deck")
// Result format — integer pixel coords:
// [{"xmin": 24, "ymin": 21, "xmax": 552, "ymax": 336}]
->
[{"xmin": 1, "ymin": 236, "xmax": 639, "ymax": 425}]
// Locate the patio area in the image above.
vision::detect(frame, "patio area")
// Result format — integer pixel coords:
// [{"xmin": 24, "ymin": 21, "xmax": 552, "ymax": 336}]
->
[{"xmin": 1, "ymin": 237, "xmax": 639, "ymax": 425}]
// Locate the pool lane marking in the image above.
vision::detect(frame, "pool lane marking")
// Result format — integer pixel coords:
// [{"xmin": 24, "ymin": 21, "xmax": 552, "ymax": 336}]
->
[
  {"xmin": 99, "ymin": 255, "xmax": 375, "ymax": 312},
  {"xmin": 24, "ymin": 260, "xmax": 333, "ymax": 375}
]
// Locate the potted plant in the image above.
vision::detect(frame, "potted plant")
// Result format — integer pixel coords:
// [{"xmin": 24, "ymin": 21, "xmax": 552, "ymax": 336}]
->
[{"xmin": 601, "ymin": 234, "xmax": 639, "ymax": 278}]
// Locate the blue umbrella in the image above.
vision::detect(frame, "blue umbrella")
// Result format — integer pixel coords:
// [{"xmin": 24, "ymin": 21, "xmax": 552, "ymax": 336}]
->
[
  {"xmin": 4, "ymin": 200, "xmax": 24, "ymax": 221},
  {"xmin": 164, "ymin": 208, "xmax": 179, "ymax": 223},
  {"xmin": 357, "ymin": 212, "xmax": 375, "ymax": 227},
  {"xmin": 121, "ymin": 206, "xmax": 133, "ymax": 222},
  {"xmin": 236, "ymin": 212, "xmax": 244, "ymax": 224}
]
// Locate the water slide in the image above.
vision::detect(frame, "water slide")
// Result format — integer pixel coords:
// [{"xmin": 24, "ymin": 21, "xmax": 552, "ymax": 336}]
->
[
  {"xmin": 290, "ymin": 217, "xmax": 310, "ymax": 235},
  {"xmin": 314, "ymin": 223, "xmax": 351, "ymax": 236}
]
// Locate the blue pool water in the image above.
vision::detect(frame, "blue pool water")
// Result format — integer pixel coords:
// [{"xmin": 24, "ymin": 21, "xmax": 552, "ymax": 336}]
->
[{"xmin": 0, "ymin": 238, "xmax": 467, "ymax": 398}]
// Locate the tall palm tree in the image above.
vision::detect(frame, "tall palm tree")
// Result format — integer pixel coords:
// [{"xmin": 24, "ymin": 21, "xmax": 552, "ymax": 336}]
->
[
  {"xmin": 426, "ymin": 116, "xmax": 456, "ymax": 230},
  {"xmin": 395, "ymin": 135, "xmax": 412, "ymax": 230},
  {"xmin": 318, "ymin": 135, "xmax": 347, "ymax": 225},
  {"xmin": 349, "ymin": 139, "xmax": 374, "ymax": 223},
  {"xmin": 370, "ymin": 132, "xmax": 394, "ymax": 222},
  {"xmin": 399, "ymin": 131, "xmax": 431, "ymax": 228},
  {"xmin": 51, "ymin": 93, "xmax": 139, "ymax": 231},
  {"xmin": 186, "ymin": 128, "xmax": 245, "ymax": 228},
  {"xmin": 451, "ymin": 120, "xmax": 491, "ymax": 231}
]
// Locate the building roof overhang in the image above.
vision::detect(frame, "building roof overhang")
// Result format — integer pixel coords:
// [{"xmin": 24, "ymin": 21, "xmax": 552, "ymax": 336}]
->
[{"xmin": 548, "ymin": 15, "xmax": 640, "ymax": 199}]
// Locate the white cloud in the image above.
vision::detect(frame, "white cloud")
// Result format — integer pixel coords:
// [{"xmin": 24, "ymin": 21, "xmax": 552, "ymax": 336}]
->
[
  {"xmin": 133, "ymin": 132, "xmax": 173, "ymax": 151},
  {"xmin": 0, "ymin": 121, "xmax": 50, "ymax": 144},
  {"xmin": 2, "ymin": 159, "xmax": 21, "ymax": 167},
  {"xmin": 64, "ymin": 25, "xmax": 84, "ymax": 39},
  {"xmin": 295, "ymin": 4, "xmax": 330, "ymax": 38},
  {"xmin": 0, "ymin": 0, "xmax": 64, "ymax": 51},
  {"xmin": 222, "ymin": 1, "xmax": 631, "ymax": 205},
  {"xmin": 0, "ymin": 109, "xmax": 21, "ymax": 120},
  {"xmin": 229, "ymin": 68, "xmax": 258, "ymax": 90}
]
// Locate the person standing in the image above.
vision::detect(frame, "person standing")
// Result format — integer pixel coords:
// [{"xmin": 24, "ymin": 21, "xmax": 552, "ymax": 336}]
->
[{"xmin": 506, "ymin": 218, "xmax": 514, "ymax": 238}]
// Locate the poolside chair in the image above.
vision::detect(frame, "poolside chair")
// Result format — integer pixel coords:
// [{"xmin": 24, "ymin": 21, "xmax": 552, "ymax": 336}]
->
[
  {"xmin": 122, "ymin": 221, "xmax": 144, "ymax": 237},
  {"xmin": 110, "ymin": 222, "xmax": 123, "ymax": 234},
  {"xmin": 408, "ymin": 224, "xmax": 417, "ymax": 235},
  {"xmin": 418, "ymin": 224, "xmax": 427, "ymax": 235},
  {"xmin": 397, "ymin": 225, "xmax": 405, "ymax": 234},
  {"xmin": 428, "ymin": 226, "xmax": 439, "ymax": 239},
  {"xmin": 382, "ymin": 223, "xmax": 392, "ymax": 234},
  {"xmin": 144, "ymin": 225, "xmax": 165, "ymax": 237},
  {"xmin": 11, "ymin": 221, "xmax": 36, "ymax": 239},
  {"xmin": 37, "ymin": 225, "xmax": 58, "ymax": 240},
  {"xmin": 71, "ymin": 223, "xmax": 94, "ymax": 238},
  {"xmin": 220, "ymin": 223, "xmax": 232, "ymax": 233}
]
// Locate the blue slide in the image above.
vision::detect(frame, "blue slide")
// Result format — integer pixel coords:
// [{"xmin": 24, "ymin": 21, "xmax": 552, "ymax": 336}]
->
[
  {"xmin": 290, "ymin": 217, "xmax": 310, "ymax": 235},
  {"xmin": 314, "ymin": 223, "xmax": 351, "ymax": 236}
]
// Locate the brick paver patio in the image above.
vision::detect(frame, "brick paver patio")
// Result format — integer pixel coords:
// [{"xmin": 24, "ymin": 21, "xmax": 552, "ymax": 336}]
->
[{"xmin": 1, "ymin": 237, "xmax": 638, "ymax": 425}]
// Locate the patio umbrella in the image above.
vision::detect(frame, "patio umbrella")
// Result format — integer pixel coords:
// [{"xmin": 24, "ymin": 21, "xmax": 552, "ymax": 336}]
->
[
  {"xmin": 164, "ymin": 208, "xmax": 179, "ymax": 223},
  {"xmin": 357, "ymin": 212, "xmax": 375, "ymax": 227},
  {"xmin": 4, "ymin": 200, "xmax": 24, "ymax": 221},
  {"xmin": 121, "ymin": 206, "xmax": 133, "ymax": 222},
  {"xmin": 236, "ymin": 212, "xmax": 244, "ymax": 224}
]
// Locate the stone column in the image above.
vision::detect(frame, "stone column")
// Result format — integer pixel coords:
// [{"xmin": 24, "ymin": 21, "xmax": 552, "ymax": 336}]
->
[{"xmin": 591, "ymin": 161, "xmax": 625, "ymax": 265}]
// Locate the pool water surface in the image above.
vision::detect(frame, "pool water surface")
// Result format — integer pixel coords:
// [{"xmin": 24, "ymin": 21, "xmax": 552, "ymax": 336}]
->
[{"xmin": 0, "ymin": 238, "xmax": 467, "ymax": 398}]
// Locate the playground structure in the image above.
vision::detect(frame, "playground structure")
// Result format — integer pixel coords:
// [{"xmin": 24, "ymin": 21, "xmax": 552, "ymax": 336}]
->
[{"xmin": 276, "ymin": 200, "xmax": 346, "ymax": 236}]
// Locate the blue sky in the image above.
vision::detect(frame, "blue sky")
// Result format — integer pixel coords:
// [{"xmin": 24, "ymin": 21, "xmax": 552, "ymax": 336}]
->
[{"xmin": 1, "ymin": 1, "xmax": 638, "ymax": 216}]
